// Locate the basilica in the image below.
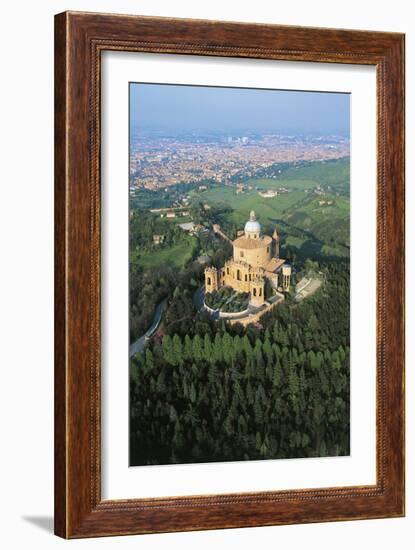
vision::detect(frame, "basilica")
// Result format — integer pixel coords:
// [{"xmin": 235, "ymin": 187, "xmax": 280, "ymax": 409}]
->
[{"xmin": 204, "ymin": 211, "xmax": 291, "ymax": 306}]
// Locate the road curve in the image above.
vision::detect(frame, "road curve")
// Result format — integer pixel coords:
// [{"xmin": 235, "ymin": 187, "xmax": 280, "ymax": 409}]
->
[{"xmin": 129, "ymin": 299, "xmax": 167, "ymax": 357}]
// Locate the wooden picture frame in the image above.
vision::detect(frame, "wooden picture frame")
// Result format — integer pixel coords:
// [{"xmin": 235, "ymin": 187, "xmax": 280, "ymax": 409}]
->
[{"xmin": 54, "ymin": 11, "xmax": 405, "ymax": 538}]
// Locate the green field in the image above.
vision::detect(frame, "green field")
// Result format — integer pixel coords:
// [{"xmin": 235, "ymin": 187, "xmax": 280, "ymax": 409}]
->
[
  {"xmin": 190, "ymin": 171, "xmax": 349, "ymax": 258},
  {"xmin": 244, "ymin": 158, "xmax": 349, "ymax": 192},
  {"xmin": 283, "ymin": 194, "xmax": 349, "ymax": 247},
  {"xmin": 137, "ymin": 236, "xmax": 198, "ymax": 270},
  {"xmin": 191, "ymin": 186, "xmax": 305, "ymax": 225},
  {"xmin": 163, "ymin": 215, "xmax": 193, "ymax": 224},
  {"xmin": 281, "ymin": 158, "xmax": 350, "ymax": 187},
  {"xmin": 246, "ymin": 177, "xmax": 318, "ymax": 191},
  {"xmin": 191, "ymin": 186, "xmax": 349, "ymax": 241},
  {"xmin": 135, "ymin": 159, "xmax": 350, "ymax": 262},
  {"xmin": 285, "ymin": 235, "xmax": 306, "ymax": 248}
]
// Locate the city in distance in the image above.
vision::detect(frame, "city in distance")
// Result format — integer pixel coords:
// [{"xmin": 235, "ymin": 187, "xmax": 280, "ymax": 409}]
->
[{"xmin": 129, "ymin": 83, "xmax": 350, "ymax": 467}]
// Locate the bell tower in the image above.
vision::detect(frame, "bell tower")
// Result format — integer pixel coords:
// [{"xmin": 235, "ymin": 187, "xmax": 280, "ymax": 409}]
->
[
  {"xmin": 273, "ymin": 228, "xmax": 280, "ymax": 258},
  {"xmin": 250, "ymin": 275, "xmax": 265, "ymax": 306},
  {"xmin": 281, "ymin": 265, "xmax": 292, "ymax": 292},
  {"xmin": 205, "ymin": 267, "xmax": 219, "ymax": 293}
]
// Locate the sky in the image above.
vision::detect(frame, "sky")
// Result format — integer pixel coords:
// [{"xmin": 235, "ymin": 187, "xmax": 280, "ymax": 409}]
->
[{"xmin": 130, "ymin": 83, "xmax": 350, "ymax": 137}]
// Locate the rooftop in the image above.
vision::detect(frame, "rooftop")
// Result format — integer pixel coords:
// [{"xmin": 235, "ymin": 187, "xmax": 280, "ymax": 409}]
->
[
  {"xmin": 233, "ymin": 235, "xmax": 272, "ymax": 249},
  {"xmin": 264, "ymin": 258, "xmax": 285, "ymax": 273}
]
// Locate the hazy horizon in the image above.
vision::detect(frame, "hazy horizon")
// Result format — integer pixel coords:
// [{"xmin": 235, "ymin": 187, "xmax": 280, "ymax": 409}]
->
[{"xmin": 130, "ymin": 83, "xmax": 350, "ymax": 138}]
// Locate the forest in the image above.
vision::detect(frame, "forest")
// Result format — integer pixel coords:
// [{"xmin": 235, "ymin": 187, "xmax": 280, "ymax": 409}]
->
[
  {"xmin": 129, "ymin": 206, "xmax": 232, "ymax": 340},
  {"xmin": 130, "ymin": 262, "xmax": 350, "ymax": 466}
]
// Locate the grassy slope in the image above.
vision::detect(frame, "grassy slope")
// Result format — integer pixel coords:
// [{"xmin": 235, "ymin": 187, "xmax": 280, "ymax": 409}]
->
[
  {"xmin": 135, "ymin": 159, "xmax": 350, "ymax": 262},
  {"xmin": 190, "ymin": 159, "xmax": 350, "ymax": 258},
  {"xmin": 246, "ymin": 158, "xmax": 349, "ymax": 190},
  {"xmin": 138, "ymin": 236, "xmax": 198, "ymax": 270},
  {"xmin": 193, "ymin": 187, "xmax": 305, "ymax": 225},
  {"xmin": 246, "ymin": 178, "xmax": 318, "ymax": 191},
  {"xmin": 281, "ymin": 158, "xmax": 350, "ymax": 189}
]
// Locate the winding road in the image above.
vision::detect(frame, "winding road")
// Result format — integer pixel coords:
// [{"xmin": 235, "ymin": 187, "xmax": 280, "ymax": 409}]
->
[{"xmin": 129, "ymin": 299, "xmax": 167, "ymax": 357}]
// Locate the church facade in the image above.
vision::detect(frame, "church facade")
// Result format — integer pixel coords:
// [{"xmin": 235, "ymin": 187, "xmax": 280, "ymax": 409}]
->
[{"xmin": 204, "ymin": 211, "xmax": 291, "ymax": 307}]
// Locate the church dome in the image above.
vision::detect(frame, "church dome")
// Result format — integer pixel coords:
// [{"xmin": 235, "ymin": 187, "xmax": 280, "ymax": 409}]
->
[{"xmin": 244, "ymin": 211, "xmax": 261, "ymax": 234}]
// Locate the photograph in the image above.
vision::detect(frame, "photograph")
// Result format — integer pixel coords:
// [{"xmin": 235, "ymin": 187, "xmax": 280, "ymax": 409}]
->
[{"xmin": 128, "ymin": 83, "xmax": 351, "ymax": 467}]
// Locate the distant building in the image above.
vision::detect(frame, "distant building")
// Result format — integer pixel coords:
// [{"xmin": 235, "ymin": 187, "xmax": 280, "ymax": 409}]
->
[
  {"xmin": 258, "ymin": 190, "xmax": 278, "ymax": 198},
  {"xmin": 152, "ymin": 234, "xmax": 165, "ymax": 245},
  {"xmin": 179, "ymin": 222, "xmax": 196, "ymax": 232}
]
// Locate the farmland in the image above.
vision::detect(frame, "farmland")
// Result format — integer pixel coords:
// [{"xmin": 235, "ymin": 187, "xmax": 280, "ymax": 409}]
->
[
  {"xmin": 136, "ymin": 234, "xmax": 198, "ymax": 270},
  {"xmin": 188, "ymin": 158, "xmax": 350, "ymax": 259}
]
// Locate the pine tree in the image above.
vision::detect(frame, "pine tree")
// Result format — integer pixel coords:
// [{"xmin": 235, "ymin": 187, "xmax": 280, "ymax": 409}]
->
[
  {"xmin": 189, "ymin": 381, "xmax": 197, "ymax": 404},
  {"xmin": 243, "ymin": 335, "xmax": 253, "ymax": 360},
  {"xmin": 172, "ymin": 334, "xmax": 183, "ymax": 366},
  {"xmin": 222, "ymin": 332, "xmax": 234, "ymax": 364},
  {"xmin": 169, "ymin": 404, "xmax": 178, "ymax": 423},
  {"xmin": 203, "ymin": 333, "xmax": 212, "ymax": 362},
  {"xmin": 272, "ymin": 321, "xmax": 280, "ymax": 342},
  {"xmin": 173, "ymin": 420, "xmax": 184, "ymax": 450},
  {"xmin": 192, "ymin": 334, "xmax": 203, "ymax": 362},
  {"xmin": 272, "ymin": 361, "xmax": 282, "ymax": 388},
  {"xmin": 255, "ymin": 431, "xmax": 262, "ymax": 451},
  {"xmin": 233, "ymin": 335, "xmax": 243, "ymax": 361},
  {"xmin": 254, "ymin": 385, "xmax": 265, "ymax": 424},
  {"xmin": 208, "ymin": 362, "xmax": 217, "ymax": 385},
  {"xmin": 263, "ymin": 337, "xmax": 273, "ymax": 364},
  {"xmin": 183, "ymin": 334, "xmax": 193, "ymax": 361},
  {"xmin": 162, "ymin": 335, "xmax": 175, "ymax": 365},
  {"xmin": 254, "ymin": 341, "xmax": 265, "ymax": 378},
  {"xmin": 156, "ymin": 370, "xmax": 166, "ymax": 393},
  {"xmin": 246, "ymin": 380, "xmax": 254, "ymax": 405},
  {"xmin": 213, "ymin": 332, "xmax": 223, "ymax": 363}
]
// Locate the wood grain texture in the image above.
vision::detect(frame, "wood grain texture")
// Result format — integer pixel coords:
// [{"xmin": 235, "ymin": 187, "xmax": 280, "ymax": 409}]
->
[
  {"xmin": 54, "ymin": 11, "xmax": 405, "ymax": 539},
  {"xmin": 54, "ymin": 11, "xmax": 67, "ymax": 538}
]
